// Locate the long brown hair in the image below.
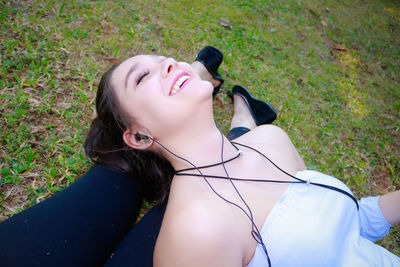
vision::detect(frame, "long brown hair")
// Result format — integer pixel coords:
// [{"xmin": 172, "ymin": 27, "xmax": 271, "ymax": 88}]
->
[{"xmin": 84, "ymin": 63, "xmax": 174, "ymax": 201}]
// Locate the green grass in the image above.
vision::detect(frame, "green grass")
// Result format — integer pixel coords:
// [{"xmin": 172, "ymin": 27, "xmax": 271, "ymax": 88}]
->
[{"xmin": 1, "ymin": 0, "xmax": 399, "ymax": 255}]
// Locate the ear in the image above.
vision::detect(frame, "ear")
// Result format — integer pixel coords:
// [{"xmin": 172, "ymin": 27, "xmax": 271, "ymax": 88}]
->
[{"xmin": 123, "ymin": 129, "xmax": 153, "ymax": 150}]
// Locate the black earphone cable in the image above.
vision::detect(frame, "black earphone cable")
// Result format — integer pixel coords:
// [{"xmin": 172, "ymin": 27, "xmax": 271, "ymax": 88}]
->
[
  {"xmin": 175, "ymin": 173, "xmax": 304, "ymax": 183},
  {"xmin": 151, "ymin": 137, "xmax": 266, "ymax": 226},
  {"xmin": 176, "ymin": 169, "xmax": 359, "ymax": 210},
  {"xmin": 219, "ymin": 131, "xmax": 272, "ymax": 266},
  {"xmin": 230, "ymin": 141, "xmax": 359, "ymax": 210},
  {"xmin": 152, "ymin": 136, "xmax": 272, "ymax": 266},
  {"xmin": 152, "ymin": 134, "xmax": 359, "ymax": 267},
  {"xmin": 175, "ymin": 146, "xmax": 241, "ymax": 173}
]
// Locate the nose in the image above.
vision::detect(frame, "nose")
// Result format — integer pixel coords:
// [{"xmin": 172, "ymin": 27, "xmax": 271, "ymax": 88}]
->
[{"xmin": 161, "ymin": 58, "xmax": 177, "ymax": 77}]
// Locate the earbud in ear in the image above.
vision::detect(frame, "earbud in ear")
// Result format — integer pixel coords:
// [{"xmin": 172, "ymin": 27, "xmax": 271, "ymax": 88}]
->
[
  {"xmin": 135, "ymin": 132, "xmax": 150, "ymax": 142},
  {"xmin": 134, "ymin": 132, "xmax": 144, "ymax": 141}
]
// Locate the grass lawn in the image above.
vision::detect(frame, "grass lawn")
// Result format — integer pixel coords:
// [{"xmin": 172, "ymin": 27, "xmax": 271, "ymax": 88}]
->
[{"xmin": 1, "ymin": 0, "xmax": 399, "ymax": 255}]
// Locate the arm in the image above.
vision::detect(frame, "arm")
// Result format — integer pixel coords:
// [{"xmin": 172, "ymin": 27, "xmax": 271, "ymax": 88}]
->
[{"xmin": 379, "ymin": 190, "xmax": 400, "ymax": 225}]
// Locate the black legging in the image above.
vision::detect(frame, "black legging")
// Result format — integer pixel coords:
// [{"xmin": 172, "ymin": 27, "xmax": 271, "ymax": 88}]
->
[{"xmin": 0, "ymin": 127, "xmax": 250, "ymax": 266}]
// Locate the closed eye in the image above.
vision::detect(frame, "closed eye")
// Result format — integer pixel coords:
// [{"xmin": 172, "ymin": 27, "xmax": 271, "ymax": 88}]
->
[{"xmin": 136, "ymin": 70, "xmax": 149, "ymax": 85}]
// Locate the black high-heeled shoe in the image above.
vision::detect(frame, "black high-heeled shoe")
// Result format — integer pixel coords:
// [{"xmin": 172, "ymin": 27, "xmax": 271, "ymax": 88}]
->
[
  {"xmin": 195, "ymin": 46, "xmax": 224, "ymax": 96},
  {"xmin": 228, "ymin": 85, "xmax": 278, "ymax": 125}
]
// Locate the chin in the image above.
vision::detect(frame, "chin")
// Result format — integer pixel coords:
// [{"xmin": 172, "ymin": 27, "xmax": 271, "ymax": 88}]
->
[
  {"xmin": 201, "ymin": 85, "xmax": 214, "ymax": 99},
  {"xmin": 202, "ymin": 81, "xmax": 214, "ymax": 96},
  {"xmin": 189, "ymin": 79, "xmax": 213, "ymax": 98}
]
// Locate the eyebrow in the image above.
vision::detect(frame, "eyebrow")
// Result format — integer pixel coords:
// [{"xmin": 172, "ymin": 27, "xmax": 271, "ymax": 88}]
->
[
  {"xmin": 125, "ymin": 63, "xmax": 138, "ymax": 89},
  {"xmin": 124, "ymin": 56, "xmax": 166, "ymax": 89}
]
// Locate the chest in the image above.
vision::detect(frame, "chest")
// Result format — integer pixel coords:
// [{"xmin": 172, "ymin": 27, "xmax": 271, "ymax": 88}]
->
[
  {"xmin": 205, "ymin": 179, "xmax": 292, "ymax": 264},
  {"xmin": 212, "ymin": 174, "xmax": 358, "ymax": 265},
  {"xmin": 246, "ymin": 175, "xmax": 360, "ymax": 266}
]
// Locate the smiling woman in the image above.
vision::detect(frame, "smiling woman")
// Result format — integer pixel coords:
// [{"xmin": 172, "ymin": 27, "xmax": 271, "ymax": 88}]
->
[
  {"xmin": 0, "ymin": 47, "xmax": 228, "ymax": 267},
  {"xmin": 85, "ymin": 53, "xmax": 399, "ymax": 267},
  {"xmin": 1, "ymin": 47, "xmax": 399, "ymax": 267},
  {"xmin": 112, "ymin": 56, "xmax": 214, "ymax": 145},
  {"xmin": 84, "ymin": 55, "xmax": 217, "ymax": 201}
]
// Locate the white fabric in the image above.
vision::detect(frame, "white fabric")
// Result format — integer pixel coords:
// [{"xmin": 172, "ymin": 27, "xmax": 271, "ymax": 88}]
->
[
  {"xmin": 246, "ymin": 170, "xmax": 399, "ymax": 267},
  {"xmin": 358, "ymin": 196, "xmax": 393, "ymax": 242}
]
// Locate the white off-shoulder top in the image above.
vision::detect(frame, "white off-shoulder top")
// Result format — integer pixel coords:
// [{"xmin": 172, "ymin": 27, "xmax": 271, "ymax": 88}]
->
[{"xmin": 246, "ymin": 170, "xmax": 399, "ymax": 267}]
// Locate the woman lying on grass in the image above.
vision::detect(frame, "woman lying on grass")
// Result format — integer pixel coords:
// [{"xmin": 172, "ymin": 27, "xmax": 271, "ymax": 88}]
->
[
  {"xmin": 0, "ymin": 47, "xmax": 232, "ymax": 266},
  {"xmin": 1, "ymin": 47, "xmax": 399, "ymax": 267},
  {"xmin": 90, "ymin": 54, "xmax": 399, "ymax": 266}
]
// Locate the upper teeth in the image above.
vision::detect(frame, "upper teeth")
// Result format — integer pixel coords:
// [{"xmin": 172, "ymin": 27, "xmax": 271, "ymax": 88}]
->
[{"xmin": 171, "ymin": 75, "xmax": 190, "ymax": 95}]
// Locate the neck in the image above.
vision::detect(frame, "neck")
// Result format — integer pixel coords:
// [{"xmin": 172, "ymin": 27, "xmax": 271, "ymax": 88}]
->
[{"xmin": 154, "ymin": 122, "xmax": 239, "ymax": 172}]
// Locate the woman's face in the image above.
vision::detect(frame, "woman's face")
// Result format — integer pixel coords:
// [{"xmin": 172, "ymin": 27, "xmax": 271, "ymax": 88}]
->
[{"xmin": 111, "ymin": 55, "xmax": 214, "ymax": 137}]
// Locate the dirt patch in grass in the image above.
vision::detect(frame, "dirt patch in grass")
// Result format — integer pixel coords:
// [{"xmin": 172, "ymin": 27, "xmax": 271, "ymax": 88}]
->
[
  {"xmin": 370, "ymin": 168, "xmax": 396, "ymax": 195},
  {"xmin": 0, "ymin": 183, "xmax": 28, "ymax": 216}
]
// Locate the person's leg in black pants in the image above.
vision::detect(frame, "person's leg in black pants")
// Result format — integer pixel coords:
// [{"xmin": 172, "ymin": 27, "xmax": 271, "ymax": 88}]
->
[{"xmin": 0, "ymin": 165, "xmax": 142, "ymax": 267}]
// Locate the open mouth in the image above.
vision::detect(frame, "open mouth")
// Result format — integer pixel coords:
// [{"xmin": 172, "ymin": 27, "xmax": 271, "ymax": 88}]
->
[{"xmin": 169, "ymin": 72, "xmax": 192, "ymax": 96}]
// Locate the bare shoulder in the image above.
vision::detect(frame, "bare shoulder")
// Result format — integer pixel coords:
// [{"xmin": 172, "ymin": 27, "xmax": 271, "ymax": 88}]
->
[
  {"xmin": 238, "ymin": 125, "xmax": 291, "ymax": 145},
  {"xmin": 233, "ymin": 125, "xmax": 306, "ymax": 172},
  {"xmin": 233, "ymin": 125, "xmax": 296, "ymax": 153},
  {"xmin": 154, "ymin": 199, "xmax": 243, "ymax": 267}
]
